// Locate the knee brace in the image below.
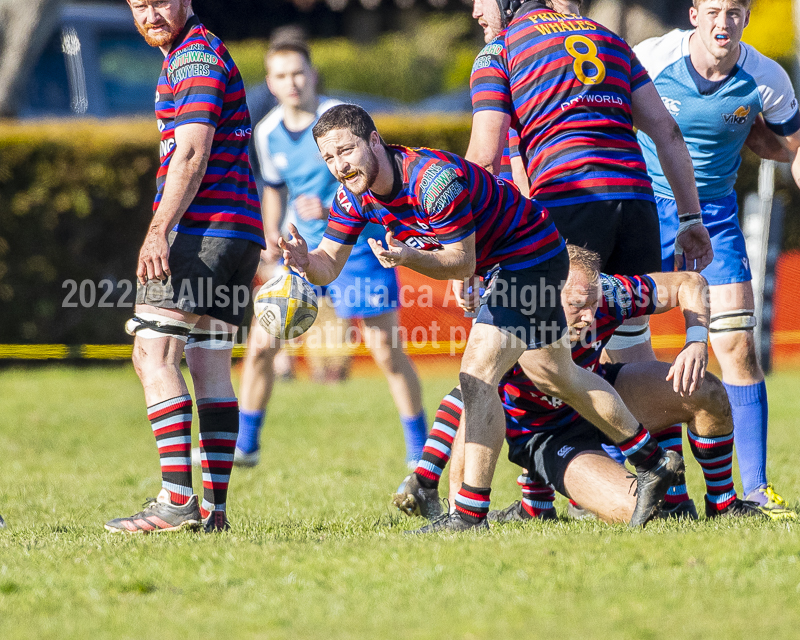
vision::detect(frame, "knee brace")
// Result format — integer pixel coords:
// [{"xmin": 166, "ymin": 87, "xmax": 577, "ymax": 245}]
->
[
  {"xmin": 709, "ymin": 310, "xmax": 757, "ymax": 334},
  {"xmin": 185, "ymin": 327, "xmax": 236, "ymax": 350},
  {"xmin": 125, "ymin": 312, "xmax": 194, "ymax": 342},
  {"xmin": 604, "ymin": 317, "xmax": 651, "ymax": 351}
]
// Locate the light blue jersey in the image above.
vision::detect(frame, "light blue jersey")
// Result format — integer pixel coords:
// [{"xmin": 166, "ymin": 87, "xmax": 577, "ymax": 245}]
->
[
  {"xmin": 252, "ymin": 97, "xmax": 383, "ymax": 250},
  {"xmin": 634, "ymin": 29, "xmax": 800, "ymax": 201}
]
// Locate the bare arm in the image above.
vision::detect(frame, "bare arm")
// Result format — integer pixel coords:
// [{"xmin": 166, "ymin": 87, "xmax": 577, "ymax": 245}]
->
[
  {"xmin": 632, "ymin": 83, "xmax": 713, "ymax": 272},
  {"xmin": 262, "ymin": 184, "xmax": 286, "ymax": 262},
  {"xmin": 510, "ymin": 155, "xmax": 530, "ymax": 197},
  {"xmin": 137, "ymin": 122, "xmax": 214, "ymax": 284},
  {"xmin": 465, "ymin": 110, "xmax": 511, "ymax": 175},
  {"xmin": 369, "ymin": 232, "xmax": 476, "ymax": 281},
  {"xmin": 649, "ymin": 270, "xmax": 710, "ymax": 396},
  {"xmin": 780, "ymin": 129, "xmax": 800, "ymax": 190},
  {"xmin": 632, "ymin": 83, "xmax": 700, "ymax": 215},
  {"xmin": 745, "ymin": 115, "xmax": 794, "ymax": 163},
  {"xmin": 279, "ymin": 226, "xmax": 353, "ymax": 286}
]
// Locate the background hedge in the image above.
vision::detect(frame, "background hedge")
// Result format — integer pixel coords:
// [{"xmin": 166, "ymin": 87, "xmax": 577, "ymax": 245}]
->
[{"xmin": 0, "ymin": 116, "xmax": 797, "ymax": 344}]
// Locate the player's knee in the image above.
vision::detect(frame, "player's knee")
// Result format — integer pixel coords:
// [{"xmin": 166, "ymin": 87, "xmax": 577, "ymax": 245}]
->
[
  {"xmin": 697, "ymin": 373, "xmax": 732, "ymax": 420},
  {"xmin": 459, "ymin": 371, "xmax": 492, "ymax": 399}
]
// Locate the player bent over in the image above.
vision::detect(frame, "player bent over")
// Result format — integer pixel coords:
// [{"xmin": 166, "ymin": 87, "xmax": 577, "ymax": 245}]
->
[
  {"xmin": 280, "ymin": 104, "xmax": 683, "ymax": 533},
  {"xmin": 634, "ymin": 0, "xmax": 800, "ymax": 512},
  {"xmin": 399, "ymin": 246, "xmax": 784, "ymax": 522},
  {"xmin": 231, "ymin": 38, "xmax": 426, "ymax": 468},
  {"xmin": 105, "ymin": 0, "xmax": 263, "ymax": 533}
]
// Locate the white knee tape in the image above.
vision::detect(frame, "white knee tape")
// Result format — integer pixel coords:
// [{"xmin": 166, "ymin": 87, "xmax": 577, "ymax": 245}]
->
[
  {"xmin": 125, "ymin": 312, "xmax": 194, "ymax": 342},
  {"xmin": 605, "ymin": 320, "xmax": 651, "ymax": 351},
  {"xmin": 709, "ymin": 310, "xmax": 757, "ymax": 334}
]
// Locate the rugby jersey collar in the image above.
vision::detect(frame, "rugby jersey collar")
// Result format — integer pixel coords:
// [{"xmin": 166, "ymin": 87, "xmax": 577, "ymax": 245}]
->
[
  {"xmin": 371, "ymin": 146, "xmax": 405, "ymax": 203},
  {"xmin": 167, "ymin": 15, "xmax": 201, "ymax": 56}
]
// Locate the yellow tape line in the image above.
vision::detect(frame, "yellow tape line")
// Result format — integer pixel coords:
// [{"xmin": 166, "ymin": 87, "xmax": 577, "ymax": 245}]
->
[{"xmin": 2, "ymin": 332, "xmax": 800, "ymax": 359}]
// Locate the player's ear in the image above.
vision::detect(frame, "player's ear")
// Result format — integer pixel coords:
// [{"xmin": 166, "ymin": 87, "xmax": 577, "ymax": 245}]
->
[
  {"xmin": 688, "ymin": 6, "xmax": 699, "ymax": 27},
  {"xmin": 743, "ymin": 9, "xmax": 751, "ymax": 29}
]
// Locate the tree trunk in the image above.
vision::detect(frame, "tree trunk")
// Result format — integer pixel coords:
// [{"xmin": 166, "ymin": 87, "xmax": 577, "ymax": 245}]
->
[{"xmin": 0, "ymin": 0, "xmax": 61, "ymax": 117}]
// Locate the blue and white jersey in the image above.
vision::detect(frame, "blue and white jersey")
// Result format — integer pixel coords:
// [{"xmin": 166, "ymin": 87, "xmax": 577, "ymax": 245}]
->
[{"xmin": 634, "ymin": 29, "xmax": 800, "ymax": 201}]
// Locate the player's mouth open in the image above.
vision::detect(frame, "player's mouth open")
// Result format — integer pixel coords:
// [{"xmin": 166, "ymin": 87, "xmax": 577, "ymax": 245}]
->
[
  {"xmin": 715, "ymin": 34, "xmax": 730, "ymax": 44},
  {"xmin": 342, "ymin": 171, "xmax": 358, "ymax": 181}
]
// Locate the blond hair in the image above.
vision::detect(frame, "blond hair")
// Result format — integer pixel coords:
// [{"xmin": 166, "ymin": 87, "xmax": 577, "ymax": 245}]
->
[{"xmin": 566, "ymin": 244, "xmax": 601, "ymax": 283}]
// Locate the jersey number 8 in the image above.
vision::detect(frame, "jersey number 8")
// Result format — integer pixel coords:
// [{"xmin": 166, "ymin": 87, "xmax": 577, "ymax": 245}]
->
[{"xmin": 565, "ymin": 35, "xmax": 606, "ymax": 86}]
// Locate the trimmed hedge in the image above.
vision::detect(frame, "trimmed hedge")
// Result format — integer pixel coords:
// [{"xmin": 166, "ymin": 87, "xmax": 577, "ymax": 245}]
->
[{"xmin": 0, "ymin": 117, "xmax": 797, "ymax": 344}]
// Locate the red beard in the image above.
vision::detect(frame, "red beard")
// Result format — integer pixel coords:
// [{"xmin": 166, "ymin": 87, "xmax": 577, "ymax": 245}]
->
[{"xmin": 135, "ymin": 5, "xmax": 188, "ymax": 48}]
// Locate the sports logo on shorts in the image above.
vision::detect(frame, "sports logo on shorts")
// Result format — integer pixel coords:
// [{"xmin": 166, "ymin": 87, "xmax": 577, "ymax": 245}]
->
[
  {"xmin": 722, "ymin": 105, "xmax": 751, "ymax": 125},
  {"xmin": 557, "ymin": 445, "xmax": 574, "ymax": 458}
]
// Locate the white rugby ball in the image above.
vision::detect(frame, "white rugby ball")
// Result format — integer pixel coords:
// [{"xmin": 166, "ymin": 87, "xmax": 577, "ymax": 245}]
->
[{"xmin": 253, "ymin": 273, "xmax": 318, "ymax": 340}]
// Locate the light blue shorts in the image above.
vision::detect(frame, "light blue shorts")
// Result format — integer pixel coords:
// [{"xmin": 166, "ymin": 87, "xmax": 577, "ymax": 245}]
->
[{"xmin": 657, "ymin": 193, "xmax": 752, "ymax": 286}]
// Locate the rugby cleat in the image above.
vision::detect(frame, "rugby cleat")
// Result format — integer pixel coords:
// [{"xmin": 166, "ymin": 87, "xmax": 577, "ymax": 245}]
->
[
  {"xmin": 629, "ymin": 450, "xmax": 685, "ymax": 527},
  {"xmin": 660, "ymin": 499, "xmax": 698, "ymax": 520},
  {"xmin": 392, "ymin": 474, "xmax": 443, "ymax": 520},
  {"xmin": 233, "ymin": 447, "xmax": 260, "ymax": 468},
  {"xmin": 203, "ymin": 510, "xmax": 231, "ymax": 532},
  {"xmin": 406, "ymin": 510, "xmax": 489, "ymax": 535},
  {"xmin": 487, "ymin": 500, "xmax": 557, "ymax": 523},
  {"xmin": 744, "ymin": 484, "xmax": 797, "ymax": 519},
  {"xmin": 705, "ymin": 497, "xmax": 770, "ymax": 519},
  {"xmin": 104, "ymin": 489, "xmax": 201, "ymax": 534},
  {"xmin": 192, "ymin": 446, "xmax": 260, "ymax": 468},
  {"xmin": 566, "ymin": 500, "xmax": 597, "ymax": 520}
]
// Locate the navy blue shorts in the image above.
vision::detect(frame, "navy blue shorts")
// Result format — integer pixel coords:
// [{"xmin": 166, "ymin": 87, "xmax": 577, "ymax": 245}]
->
[{"xmin": 476, "ymin": 249, "xmax": 569, "ymax": 350}]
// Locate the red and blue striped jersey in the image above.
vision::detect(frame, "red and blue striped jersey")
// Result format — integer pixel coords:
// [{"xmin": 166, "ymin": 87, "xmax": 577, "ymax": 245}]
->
[
  {"xmin": 470, "ymin": 5, "xmax": 655, "ymax": 208},
  {"xmin": 498, "ymin": 128, "xmax": 521, "ymax": 182},
  {"xmin": 155, "ymin": 16, "xmax": 264, "ymax": 247},
  {"xmin": 324, "ymin": 145, "xmax": 564, "ymax": 277},
  {"xmin": 501, "ymin": 273, "xmax": 657, "ymax": 443}
]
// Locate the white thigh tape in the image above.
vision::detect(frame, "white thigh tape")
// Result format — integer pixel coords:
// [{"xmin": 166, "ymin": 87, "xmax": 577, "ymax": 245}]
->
[
  {"xmin": 605, "ymin": 322, "xmax": 651, "ymax": 350},
  {"xmin": 185, "ymin": 328, "xmax": 235, "ymax": 350},
  {"xmin": 125, "ymin": 312, "xmax": 194, "ymax": 342}
]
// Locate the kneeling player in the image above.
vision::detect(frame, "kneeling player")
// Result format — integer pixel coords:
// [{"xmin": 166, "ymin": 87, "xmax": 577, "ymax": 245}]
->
[{"xmin": 397, "ymin": 246, "xmax": 793, "ymax": 522}]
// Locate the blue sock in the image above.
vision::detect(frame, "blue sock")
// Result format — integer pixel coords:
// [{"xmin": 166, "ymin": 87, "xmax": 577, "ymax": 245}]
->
[
  {"xmin": 602, "ymin": 443, "xmax": 627, "ymax": 466},
  {"xmin": 724, "ymin": 380, "xmax": 768, "ymax": 495},
  {"xmin": 236, "ymin": 409, "xmax": 265, "ymax": 454},
  {"xmin": 401, "ymin": 410, "xmax": 427, "ymax": 464}
]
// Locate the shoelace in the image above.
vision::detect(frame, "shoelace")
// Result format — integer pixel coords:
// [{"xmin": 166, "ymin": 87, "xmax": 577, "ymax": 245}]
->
[
  {"xmin": 626, "ymin": 473, "xmax": 638, "ymax": 496},
  {"xmin": 764, "ymin": 484, "xmax": 787, "ymax": 507}
]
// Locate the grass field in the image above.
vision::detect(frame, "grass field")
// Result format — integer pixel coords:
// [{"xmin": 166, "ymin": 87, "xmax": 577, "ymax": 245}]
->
[{"xmin": 2, "ymin": 365, "xmax": 800, "ymax": 639}]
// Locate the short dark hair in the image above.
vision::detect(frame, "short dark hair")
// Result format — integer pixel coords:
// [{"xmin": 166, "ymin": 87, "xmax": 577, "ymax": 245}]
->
[
  {"xmin": 266, "ymin": 41, "xmax": 311, "ymax": 67},
  {"xmin": 312, "ymin": 104, "xmax": 378, "ymax": 143}
]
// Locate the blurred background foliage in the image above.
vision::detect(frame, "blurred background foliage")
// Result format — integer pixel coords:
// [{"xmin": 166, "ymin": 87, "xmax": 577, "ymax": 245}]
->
[
  {"xmin": 229, "ymin": 15, "xmax": 478, "ymax": 103},
  {"xmin": 1, "ymin": 118, "xmax": 798, "ymax": 344}
]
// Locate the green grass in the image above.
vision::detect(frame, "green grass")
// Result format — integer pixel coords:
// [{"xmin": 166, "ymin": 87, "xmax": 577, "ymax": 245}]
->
[{"xmin": 2, "ymin": 366, "xmax": 800, "ymax": 639}]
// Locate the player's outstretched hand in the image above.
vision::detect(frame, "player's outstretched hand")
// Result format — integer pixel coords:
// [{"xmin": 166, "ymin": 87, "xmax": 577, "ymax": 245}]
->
[
  {"xmin": 279, "ymin": 223, "xmax": 309, "ymax": 277},
  {"xmin": 368, "ymin": 231, "xmax": 411, "ymax": 269},
  {"xmin": 666, "ymin": 341, "xmax": 707, "ymax": 396},
  {"xmin": 137, "ymin": 229, "xmax": 171, "ymax": 285},
  {"xmin": 675, "ymin": 223, "xmax": 714, "ymax": 272}
]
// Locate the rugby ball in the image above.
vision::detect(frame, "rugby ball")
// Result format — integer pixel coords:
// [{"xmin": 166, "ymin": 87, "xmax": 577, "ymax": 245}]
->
[{"xmin": 253, "ymin": 273, "xmax": 318, "ymax": 339}]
